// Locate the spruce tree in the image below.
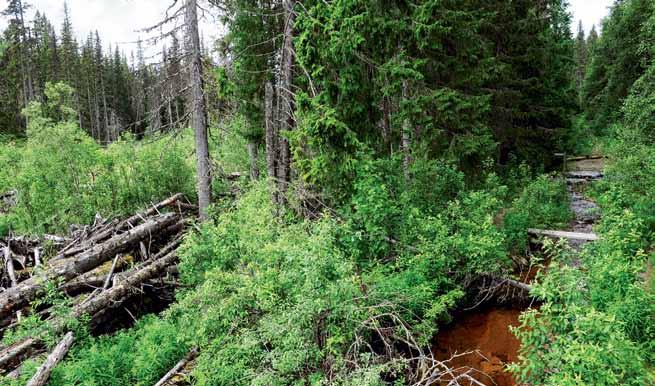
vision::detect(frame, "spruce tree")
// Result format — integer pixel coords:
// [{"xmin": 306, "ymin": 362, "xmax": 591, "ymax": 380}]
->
[
  {"xmin": 583, "ymin": 0, "xmax": 655, "ymax": 131},
  {"xmin": 574, "ymin": 20, "xmax": 588, "ymax": 97}
]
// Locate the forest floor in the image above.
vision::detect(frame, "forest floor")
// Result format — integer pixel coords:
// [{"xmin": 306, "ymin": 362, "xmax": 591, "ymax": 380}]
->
[{"xmin": 432, "ymin": 157, "xmax": 605, "ymax": 386}]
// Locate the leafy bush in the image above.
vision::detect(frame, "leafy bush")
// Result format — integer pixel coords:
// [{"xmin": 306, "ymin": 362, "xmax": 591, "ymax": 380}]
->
[
  {"xmin": 511, "ymin": 144, "xmax": 655, "ymax": 385},
  {"xmin": 503, "ymin": 175, "xmax": 572, "ymax": 251},
  {"xmin": 0, "ymin": 82, "xmax": 195, "ymax": 235}
]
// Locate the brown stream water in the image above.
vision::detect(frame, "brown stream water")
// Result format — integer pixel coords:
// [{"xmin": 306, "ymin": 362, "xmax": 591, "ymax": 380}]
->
[
  {"xmin": 432, "ymin": 157, "xmax": 604, "ymax": 386},
  {"xmin": 433, "ymin": 308, "xmax": 522, "ymax": 386}
]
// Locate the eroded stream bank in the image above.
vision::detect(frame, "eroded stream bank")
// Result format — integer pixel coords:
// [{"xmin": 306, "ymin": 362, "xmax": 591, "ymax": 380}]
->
[{"xmin": 432, "ymin": 157, "xmax": 605, "ymax": 386}]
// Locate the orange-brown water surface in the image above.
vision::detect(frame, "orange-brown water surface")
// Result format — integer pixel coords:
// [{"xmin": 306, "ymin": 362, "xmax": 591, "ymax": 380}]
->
[{"xmin": 433, "ymin": 308, "xmax": 522, "ymax": 386}]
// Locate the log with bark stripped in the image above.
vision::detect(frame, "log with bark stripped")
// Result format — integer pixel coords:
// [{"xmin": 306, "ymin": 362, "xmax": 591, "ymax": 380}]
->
[
  {"xmin": 0, "ymin": 213, "xmax": 179, "ymax": 321},
  {"xmin": 59, "ymin": 193, "xmax": 185, "ymax": 258},
  {"xmin": 0, "ymin": 247, "xmax": 180, "ymax": 371},
  {"xmin": 154, "ymin": 348, "xmax": 199, "ymax": 386},
  {"xmin": 25, "ymin": 332, "xmax": 74, "ymax": 386}
]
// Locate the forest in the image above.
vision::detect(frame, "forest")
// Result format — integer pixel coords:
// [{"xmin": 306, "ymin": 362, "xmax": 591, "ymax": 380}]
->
[{"xmin": 0, "ymin": 0, "xmax": 653, "ymax": 385}]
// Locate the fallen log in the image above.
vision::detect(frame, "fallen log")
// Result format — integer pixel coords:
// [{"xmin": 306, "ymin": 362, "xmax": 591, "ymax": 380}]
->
[
  {"xmin": 60, "ymin": 194, "xmax": 185, "ymax": 258},
  {"xmin": 0, "ymin": 337, "xmax": 38, "ymax": 370},
  {"xmin": 504, "ymin": 278, "xmax": 532, "ymax": 292},
  {"xmin": 0, "ymin": 213, "xmax": 179, "ymax": 321},
  {"xmin": 528, "ymin": 228, "xmax": 599, "ymax": 241},
  {"xmin": 0, "ymin": 248, "xmax": 180, "ymax": 370},
  {"xmin": 25, "ymin": 332, "xmax": 74, "ymax": 386},
  {"xmin": 154, "ymin": 348, "xmax": 199, "ymax": 386},
  {"xmin": 71, "ymin": 249, "xmax": 179, "ymax": 320}
]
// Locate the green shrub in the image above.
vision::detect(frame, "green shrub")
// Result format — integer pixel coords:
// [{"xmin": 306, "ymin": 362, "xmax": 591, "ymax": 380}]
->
[
  {"xmin": 48, "ymin": 316, "xmax": 188, "ymax": 386},
  {"xmin": 1, "ymin": 82, "xmax": 195, "ymax": 235},
  {"xmin": 503, "ymin": 175, "xmax": 572, "ymax": 251},
  {"xmin": 511, "ymin": 145, "xmax": 655, "ymax": 385}
]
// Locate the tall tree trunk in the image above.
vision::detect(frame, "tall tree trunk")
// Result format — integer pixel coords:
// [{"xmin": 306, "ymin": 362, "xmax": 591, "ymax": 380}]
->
[
  {"xmin": 264, "ymin": 82, "xmax": 278, "ymax": 203},
  {"xmin": 18, "ymin": 0, "xmax": 34, "ymax": 102},
  {"xmin": 101, "ymin": 76, "xmax": 109, "ymax": 144},
  {"xmin": 401, "ymin": 80, "xmax": 412, "ymax": 181},
  {"xmin": 381, "ymin": 96, "xmax": 391, "ymax": 153},
  {"xmin": 185, "ymin": 0, "xmax": 212, "ymax": 220},
  {"xmin": 247, "ymin": 142, "xmax": 260, "ymax": 180},
  {"xmin": 277, "ymin": 0, "xmax": 296, "ymax": 204}
]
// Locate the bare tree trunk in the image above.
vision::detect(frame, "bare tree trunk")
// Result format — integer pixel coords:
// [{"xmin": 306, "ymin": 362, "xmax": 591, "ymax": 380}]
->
[
  {"xmin": 101, "ymin": 75, "xmax": 110, "ymax": 144},
  {"xmin": 381, "ymin": 96, "xmax": 391, "ymax": 152},
  {"xmin": 168, "ymin": 86, "xmax": 174, "ymax": 130},
  {"xmin": 277, "ymin": 0, "xmax": 296, "ymax": 204},
  {"xmin": 247, "ymin": 142, "xmax": 260, "ymax": 180},
  {"xmin": 25, "ymin": 332, "xmax": 74, "ymax": 386},
  {"xmin": 18, "ymin": 0, "xmax": 34, "ymax": 102},
  {"xmin": 264, "ymin": 82, "xmax": 278, "ymax": 204},
  {"xmin": 185, "ymin": 0, "xmax": 212, "ymax": 220},
  {"xmin": 401, "ymin": 80, "xmax": 412, "ymax": 181}
]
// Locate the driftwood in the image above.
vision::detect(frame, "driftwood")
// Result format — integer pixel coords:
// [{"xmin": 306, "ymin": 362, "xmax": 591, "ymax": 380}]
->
[
  {"xmin": 153, "ymin": 348, "xmax": 199, "ymax": 386},
  {"xmin": 25, "ymin": 332, "xmax": 74, "ymax": 386},
  {"xmin": 0, "ymin": 213, "xmax": 179, "ymax": 321}
]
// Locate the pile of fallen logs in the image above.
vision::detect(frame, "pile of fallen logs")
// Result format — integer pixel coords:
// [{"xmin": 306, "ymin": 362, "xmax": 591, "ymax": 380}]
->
[{"xmin": 0, "ymin": 193, "xmax": 195, "ymax": 384}]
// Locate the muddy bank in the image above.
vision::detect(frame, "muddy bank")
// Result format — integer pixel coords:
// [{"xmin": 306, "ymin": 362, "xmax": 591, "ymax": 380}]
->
[{"xmin": 433, "ymin": 308, "xmax": 522, "ymax": 386}]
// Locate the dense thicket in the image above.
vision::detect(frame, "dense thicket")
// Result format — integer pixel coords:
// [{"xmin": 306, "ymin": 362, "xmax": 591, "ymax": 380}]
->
[
  {"xmin": 511, "ymin": 1, "xmax": 655, "ymax": 383},
  {"xmin": 2, "ymin": 0, "xmax": 654, "ymax": 385},
  {"xmin": 0, "ymin": 82, "xmax": 195, "ymax": 235}
]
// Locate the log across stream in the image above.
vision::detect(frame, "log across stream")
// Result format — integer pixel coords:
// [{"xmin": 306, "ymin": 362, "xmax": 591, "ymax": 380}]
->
[{"xmin": 431, "ymin": 157, "xmax": 604, "ymax": 386}]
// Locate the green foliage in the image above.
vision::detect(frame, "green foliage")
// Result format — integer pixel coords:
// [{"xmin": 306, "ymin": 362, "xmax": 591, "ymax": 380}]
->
[
  {"xmin": 503, "ymin": 175, "xmax": 572, "ymax": 251},
  {"xmin": 582, "ymin": 0, "xmax": 655, "ymax": 132},
  {"xmin": 621, "ymin": 62, "xmax": 655, "ymax": 144},
  {"xmin": 44, "ymin": 166, "xmax": 555, "ymax": 385},
  {"xmin": 171, "ymin": 181, "xmax": 511, "ymax": 385},
  {"xmin": 593, "ymin": 143, "xmax": 655, "ymax": 245},
  {"xmin": 291, "ymin": 0, "xmax": 576, "ymax": 196},
  {"xmin": 511, "ymin": 143, "xmax": 655, "ymax": 384},
  {"xmin": 0, "ymin": 82, "xmax": 194, "ymax": 235},
  {"xmin": 48, "ymin": 317, "xmax": 188, "ymax": 386}
]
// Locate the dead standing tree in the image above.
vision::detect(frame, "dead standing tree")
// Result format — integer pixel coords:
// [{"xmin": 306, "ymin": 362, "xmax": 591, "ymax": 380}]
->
[
  {"xmin": 185, "ymin": 0, "xmax": 212, "ymax": 220},
  {"xmin": 276, "ymin": 0, "xmax": 296, "ymax": 206},
  {"xmin": 142, "ymin": 0, "xmax": 213, "ymax": 220}
]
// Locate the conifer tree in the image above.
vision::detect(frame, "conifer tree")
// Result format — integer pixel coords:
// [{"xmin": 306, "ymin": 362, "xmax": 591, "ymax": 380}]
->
[
  {"xmin": 574, "ymin": 21, "xmax": 588, "ymax": 97},
  {"xmin": 583, "ymin": 0, "xmax": 654, "ymax": 131}
]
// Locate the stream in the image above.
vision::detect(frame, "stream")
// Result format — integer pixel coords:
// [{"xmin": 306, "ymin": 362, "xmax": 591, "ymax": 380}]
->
[{"xmin": 432, "ymin": 157, "xmax": 605, "ymax": 386}]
